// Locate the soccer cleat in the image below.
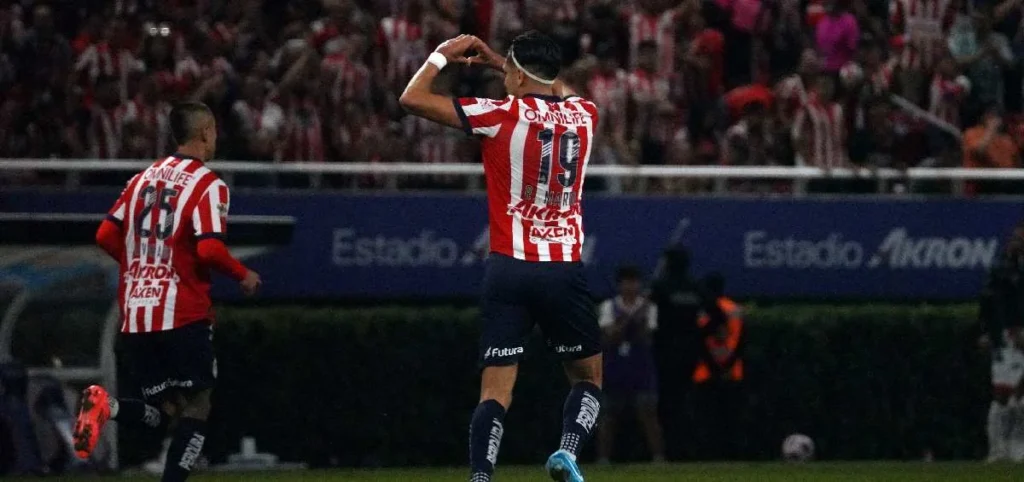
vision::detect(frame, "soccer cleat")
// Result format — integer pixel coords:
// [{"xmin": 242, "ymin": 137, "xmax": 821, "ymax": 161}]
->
[
  {"xmin": 546, "ymin": 449, "xmax": 585, "ymax": 482},
  {"xmin": 73, "ymin": 385, "xmax": 111, "ymax": 460}
]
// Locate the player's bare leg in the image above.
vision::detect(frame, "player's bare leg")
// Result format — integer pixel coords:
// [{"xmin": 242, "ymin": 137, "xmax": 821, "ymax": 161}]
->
[
  {"xmin": 469, "ymin": 365, "xmax": 517, "ymax": 482},
  {"xmin": 547, "ymin": 354, "xmax": 604, "ymax": 482},
  {"xmin": 73, "ymin": 385, "xmax": 163, "ymax": 459},
  {"xmin": 160, "ymin": 388, "xmax": 212, "ymax": 482}
]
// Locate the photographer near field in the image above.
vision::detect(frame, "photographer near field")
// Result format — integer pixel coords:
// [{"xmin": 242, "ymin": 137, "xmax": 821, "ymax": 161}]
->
[{"xmin": 979, "ymin": 222, "xmax": 1024, "ymax": 462}]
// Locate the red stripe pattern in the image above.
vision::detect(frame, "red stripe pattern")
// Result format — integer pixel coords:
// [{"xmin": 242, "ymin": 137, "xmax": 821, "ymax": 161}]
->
[
  {"xmin": 109, "ymin": 155, "xmax": 230, "ymax": 333},
  {"xmin": 455, "ymin": 95, "xmax": 599, "ymax": 262}
]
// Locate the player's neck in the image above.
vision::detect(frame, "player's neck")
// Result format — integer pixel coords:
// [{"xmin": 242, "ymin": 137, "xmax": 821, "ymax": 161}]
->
[
  {"xmin": 174, "ymin": 145, "xmax": 206, "ymax": 163},
  {"xmin": 518, "ymin": 86, "xmax": 557, "ymax": 100}
]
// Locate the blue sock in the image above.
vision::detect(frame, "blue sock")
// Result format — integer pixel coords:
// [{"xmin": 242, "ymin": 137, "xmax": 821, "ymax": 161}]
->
[
  {"xmin": 559, "ymin": 382, "xmax": 603, "ymax": 457},
  {"xmin": 469, "ymin": 399, "xmax": 506, "ymax": 481}
]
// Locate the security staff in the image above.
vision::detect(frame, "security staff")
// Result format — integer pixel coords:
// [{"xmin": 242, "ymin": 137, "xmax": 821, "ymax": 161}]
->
[
  {"xmin": 691, "ymin": 273, "xmax": 745, "ymax": 460},
  {"xmin": 648, "ymin": 246, "xmax": 724, "ymax": 459}
]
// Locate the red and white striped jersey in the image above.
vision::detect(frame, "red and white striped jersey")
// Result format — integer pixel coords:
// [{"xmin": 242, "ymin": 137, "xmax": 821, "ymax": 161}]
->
[
  {"xmin": 107, "ymin": 155, "xmax": 230, "ymax": 333},
  {"xmin": 277, "ymin": 97, "xmax": 325, "ymax": 162},
  {"xmin": 87, "ymin": 104, "xmax": 123, "ymax": 159},
  {"xmin": 119, "ymin": 98, "xmax": 172, "ymax": 159},
  {"xmin": 627, "ymin": 68, "xmax": 671, "ymax": 105},
  {"xmin": 928, "ymin": 74, "xmax": 966, "ymax": 128},
  {"xmin": 889, "ymin": 0, "xmax": 955, "ymax": 70},
  {"xmin": 792, "ymin": 99, "xmax": 846, "ymax": 168},
  {"xmin": 74, "ymin": 43, "xmax": 140, "ymax": 101},
  {"xmin": 625, "ymin": 9, "xmax": 681, "ymax": 77},
  {"xmin": 454, "ymin": 94, "xmax": 599, "ymax": 262},
  {"xmin": 378, "ymin": 16, "xmax": 426, "ymax": 89},
  {"xmin": 775, "ymin": 74, "xmax": 809, "ymax": 117},
  {"xmin": 323, "ymin": 54, "xmax": 372, "ymax": 108},
  {"xmin": 587, "ymin": 69, "xmax": 628, "ymax": 129}
]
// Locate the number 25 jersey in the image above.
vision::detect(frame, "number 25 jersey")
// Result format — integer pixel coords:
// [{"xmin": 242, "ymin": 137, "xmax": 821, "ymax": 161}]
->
[
  {"xmin": 454, "ymin": 94, "xmax": 599, "ymax": 263},
  {"xmin": 106, "ymin": 154, "xmax": 230, "ymax": 333}
]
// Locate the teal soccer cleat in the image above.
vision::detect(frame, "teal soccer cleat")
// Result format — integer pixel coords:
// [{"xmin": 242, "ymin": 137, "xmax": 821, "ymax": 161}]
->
[{"xmin": 545, "ymin": 449, "xmax": 585, "ymax": 482}]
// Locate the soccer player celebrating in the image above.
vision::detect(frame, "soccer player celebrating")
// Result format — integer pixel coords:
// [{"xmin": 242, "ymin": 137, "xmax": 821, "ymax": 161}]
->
[
  {"xmin": 400, "ymin": 32, "xmax": 603, "ymax": 482},
  {"xmin": 73, "ymin": 102, "xmax": 262, "ymax": 481}
]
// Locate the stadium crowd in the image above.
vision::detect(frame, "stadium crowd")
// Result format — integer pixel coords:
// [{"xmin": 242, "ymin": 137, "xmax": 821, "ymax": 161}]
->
[{"xmin": 2, "ymin": 0, "xmax": 1024, "ymax": 191}]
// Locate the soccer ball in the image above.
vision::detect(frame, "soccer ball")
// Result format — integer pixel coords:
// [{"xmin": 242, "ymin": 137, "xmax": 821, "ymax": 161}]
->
[
  {"xmin": 838, "ymin": 62, "xmax": 864, "ymax": 88},
  {"xmin": 782, "ymin": 433, "xmax": 815, "ymax": 462}
]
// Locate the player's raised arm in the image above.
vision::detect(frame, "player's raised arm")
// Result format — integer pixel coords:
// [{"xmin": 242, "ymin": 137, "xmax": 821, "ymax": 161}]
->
[{"xmin": 398, "ymin": 34, "xmax": 483, "ymax": 129}]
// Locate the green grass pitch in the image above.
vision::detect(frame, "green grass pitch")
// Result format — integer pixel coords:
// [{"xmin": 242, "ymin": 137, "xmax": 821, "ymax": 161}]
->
[{"xmin": 33, "ymin": 462, "xmax": 1024, "ymax": 481}]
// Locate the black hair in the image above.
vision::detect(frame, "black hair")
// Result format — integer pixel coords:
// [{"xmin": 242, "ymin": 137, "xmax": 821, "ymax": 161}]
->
[
  {"xmin": 508, "ymin": 30, "xmax": 562, "ymax": 81},
  {"xmin": 615, "ymin": 265, "xmax": 643, "ymax": 283},
  {"xmin": 703, "ymin": 272, "xmax": 726, "ymax": 298},
  {"xmin": 169, "ymin": 102, "xmax": 213, "ymax": 145}
]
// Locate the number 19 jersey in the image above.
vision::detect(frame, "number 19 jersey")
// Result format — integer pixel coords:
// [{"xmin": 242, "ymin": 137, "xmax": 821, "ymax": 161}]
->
[
  {"xmin": 454, "ymin": 94, "xmax": 599, "ymax": 263},
  {"xmin": 106, "ymin": 154, "xmax": 230, "ymax": 333}
]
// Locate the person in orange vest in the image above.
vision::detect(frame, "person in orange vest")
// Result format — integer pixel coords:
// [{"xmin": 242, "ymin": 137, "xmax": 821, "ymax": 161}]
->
[{"xmin": 692, "ymin": 272, "xmax": 746, "ymax": 460}]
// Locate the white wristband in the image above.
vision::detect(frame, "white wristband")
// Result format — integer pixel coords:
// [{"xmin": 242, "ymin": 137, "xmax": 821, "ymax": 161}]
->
[{"xmin": 427, "ymin": 52, "xmax": 448, "ymax": 70}]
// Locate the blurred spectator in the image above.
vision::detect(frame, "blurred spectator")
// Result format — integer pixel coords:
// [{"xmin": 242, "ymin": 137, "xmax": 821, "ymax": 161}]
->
[
  {"xmin": 964, "ymin": 105, "xmax": 1019, "ymax": 169},
  {"xmin": 926, "ymin": 53, "xmax": 969, "ymax": 166},
  {"xmin": 649, "ymin": 245, "xmax": 724, "ymax": 459},
  {"xmin": 3, "ymin": 0, "xmax": 1013, "ymax": 191},
  {"xmin": 692, "ymin": 272, "xmax": 746, "ymax": 460},
  {"xmin": 889, "ymin": 0, "xmax": 957, "ymax": 106},
  {"xmin": 723, "ymin": 102, "xmax": 778, "ymax": 166},
  {"xmin": 849, "ymin": 97, "xmax": 897, "ymax": 168},
  {"xmin": 814, "ymin": 0, "xmax": 860, "ymax": 77},
  {"xmin": 715, "ymin": 0, "xmax": 763, "ymax": 87},
  {"xmin": 596, "ymin": 265, "xmax": 665, "ymax": 465},
  {"xmin": 793, "ymin": 76, "xmax": 846, "ymax": 170},
  {"xmin": 963, "ymin": 104, "xmax": 1020, "ymax": 194},
  {"xmin": 948, "ymin": 6, "xmax": 1014, "ymax": 125}
]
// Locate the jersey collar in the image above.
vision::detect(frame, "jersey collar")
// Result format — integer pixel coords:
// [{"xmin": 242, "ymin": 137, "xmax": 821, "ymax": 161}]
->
[
  {"xmin": 523, "ymin": 93, "xmax": 563, "ymax": 102},
  {"xmin": 172, "ymin": 152, "xmax": 205, "ymax": 163}
]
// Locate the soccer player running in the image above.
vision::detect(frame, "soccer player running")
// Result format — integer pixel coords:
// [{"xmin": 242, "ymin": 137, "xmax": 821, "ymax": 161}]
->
[
  {"xmin": 400, "ymin": 32, "xmax": 603, "ymax": 482},
  {"xmin": 72, "ymin": 102, "xmax": 261, "ymax": 481}
]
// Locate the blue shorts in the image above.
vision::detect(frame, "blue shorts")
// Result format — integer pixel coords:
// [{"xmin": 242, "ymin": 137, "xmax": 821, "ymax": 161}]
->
[{"xmin": 478, "ymin": 254, "xmax": 601, "ymax": 367}]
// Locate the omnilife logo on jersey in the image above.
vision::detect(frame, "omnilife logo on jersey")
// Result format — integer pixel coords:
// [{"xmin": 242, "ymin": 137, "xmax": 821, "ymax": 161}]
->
[{"xmin": 744, "ymin": 228, "xmax": 999, "ymax": 270}]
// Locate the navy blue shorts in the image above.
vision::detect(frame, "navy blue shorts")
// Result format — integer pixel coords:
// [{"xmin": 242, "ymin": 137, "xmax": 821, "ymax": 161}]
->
[
  {"xmin": 478, "ymin": 254, "xmax": 601, "ymax": 367},
  {"xmin": 118, "ymin": 321, "xmax": 217, "ymax": 403}
]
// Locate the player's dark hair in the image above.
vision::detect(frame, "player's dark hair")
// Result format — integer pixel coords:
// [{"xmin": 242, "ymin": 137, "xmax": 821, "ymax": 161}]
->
[
  {"xmin": 169, "ymin": 102, "xmax": 213, "ymax": 145},
  {"xmin": 615, "ymin": 265, "xmax": 643, "ymax": 282},
  {"xmin": 508, "ymin": 30, "xmax": 562, "ymax": 80}
]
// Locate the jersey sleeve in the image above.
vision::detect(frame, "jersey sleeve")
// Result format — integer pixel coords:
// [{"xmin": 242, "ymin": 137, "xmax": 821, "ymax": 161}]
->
[
  {"xmin": 192, "ymin": 178, "xmax": 230, "ymax": 240},
  {"xmin": 452, "ymin": 96, "xmax": 514, "ymax": 137},
  {"xmin": 107, "ymin": 173, "xmax": 141, "ymax": 227}
]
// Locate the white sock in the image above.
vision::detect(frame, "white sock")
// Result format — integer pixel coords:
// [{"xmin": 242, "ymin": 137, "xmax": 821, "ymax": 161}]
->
[
  {"xmin": 1010, "ymin": 397, "xmax": 1024, "ymax": 462},
  {"xmin": 989, "ymin": 401, "xmax": 1010, "ymax": 460}
]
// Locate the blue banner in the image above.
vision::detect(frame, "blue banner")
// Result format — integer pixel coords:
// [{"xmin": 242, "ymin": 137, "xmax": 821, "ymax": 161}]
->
[{"xmin": 3, "ymin": 190, "xmax": 1021, "ymax": 300}]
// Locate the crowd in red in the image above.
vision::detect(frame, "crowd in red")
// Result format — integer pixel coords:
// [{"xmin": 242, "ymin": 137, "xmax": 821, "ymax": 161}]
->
[{"xmin": 1, "ymin": 0, "xmax": 1023, "ymax": 191}]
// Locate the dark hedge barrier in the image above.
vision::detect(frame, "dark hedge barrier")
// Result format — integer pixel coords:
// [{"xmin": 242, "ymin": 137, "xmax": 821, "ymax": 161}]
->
[{"xmin": 118, "ymin": 304, "xmax": 989, "ymax": 466}]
